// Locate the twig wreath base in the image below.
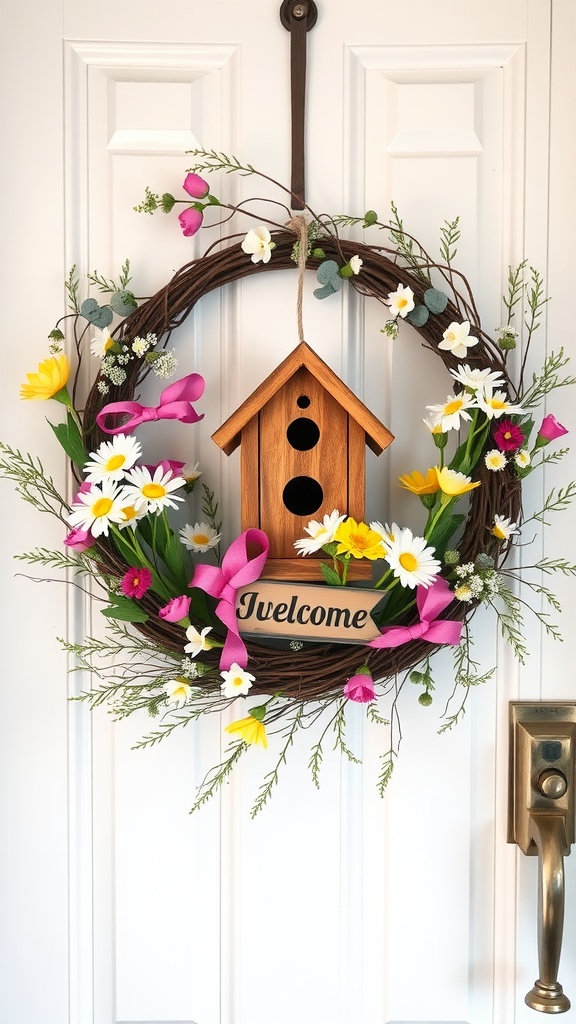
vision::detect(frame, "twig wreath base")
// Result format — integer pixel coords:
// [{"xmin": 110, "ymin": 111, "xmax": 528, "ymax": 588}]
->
[{"xmin": 83, "ymin": 229, "xmax": 522, "ymax": 701}]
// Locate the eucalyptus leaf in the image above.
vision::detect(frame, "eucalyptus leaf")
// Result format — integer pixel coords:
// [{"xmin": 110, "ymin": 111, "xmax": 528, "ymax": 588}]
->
[
  {"xmin": 406, "ymin": 304, "xmax": 430, "ymax": 327},
  {"xmin": 80, "ymin": 297, "xmax": 113, "ymax": 328},
  {"xmin": 314, "ymin": 281, "xmax": 340, "ymax": 300},
  {"xmin": 424, "ymin": 288, "xmax": 448, "ymax": 314},
  {"xmin": 316, "ymin": 259, "xmax": 341, "ymax": 286},
  {"xmin": 110, "ymin": 290, "xmax": 137, "ymax": 316}
]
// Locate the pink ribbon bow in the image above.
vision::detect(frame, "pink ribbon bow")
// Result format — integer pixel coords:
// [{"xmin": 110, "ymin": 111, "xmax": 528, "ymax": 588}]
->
[
  {"xmin": 190, "ymin": 529, "xmax": 269, "ymax": 671},
  {"xmin": 96, "ymin": 373, "xmax": 205, "ymax": 435},
  {"xmin": 368, "ymin": 576, "xmax": 462, "ymax": 650}
]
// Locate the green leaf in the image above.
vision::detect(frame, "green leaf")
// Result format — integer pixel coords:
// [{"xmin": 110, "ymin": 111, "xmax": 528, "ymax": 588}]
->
[
  {"xmin": 316, "ymin": 259, "xmax": 341, "ymax": 286},
  {"xmin": 320, "ymin": 562, "xmax": 343, "ymax": 586},
  {"xmin": 80, "ymin": 297, "xmax": 113, "ymax": 328},
  {"xmin": 424, "ymin": 288, "xmax": 448, "ymax": 314},
  {"xmin": 313, "ymin": 280, "xmax": 341, "ymax": 300},
  {"xmin": 48, "ymin": 413, "xmax": 86, "ymax": 468},
  {"xmin": 162, "ymin": 530, "xmax": 190, "ymax": 591},
  {"xmin": 102, "ymin": 594, "xmax": 149, "ymax": 623},
  {"xmin": 427, "ymin": 513, "xmax": 465, "ymax": 556},
  {"xmin": 406, "ymin": 304, "xmax": 430, "ymax": 327},
  {"xmin": 110, "ymin": 290, "xmax": 137, "ymax": 316}
]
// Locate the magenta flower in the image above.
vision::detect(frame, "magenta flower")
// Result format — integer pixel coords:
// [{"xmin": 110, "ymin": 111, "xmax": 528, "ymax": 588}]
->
[
  {"xmin": 537, "ymin": 414, "xmax": 568, "ymax": 443},
  {"xmin": 64, "ymin": 527, "xmax": 95, "ymax": 552},
  {"xmin": 178, "ymin": 207, "xmax": 203, "ymax": 237},
  {"xmin": 121, "ymin": 566, "xmax": 153, "ymax": 599},
  {"xmin": 159, "ymin": 595, "xmax": 191, "ymax": 623},
  {"xmin": 493, "ymin": 418, "xmax": 524, "ymax": 452},
  {"xmin": 143, "ymin": 459, "xmax": 186, "ymax": 477},
  {"xmin": 344, "ymin": 667, "xmax": 375, "ymax": 703},
  {"xmin": 183, "ymin": 172, "xmax": 210, "ymax": 199}
]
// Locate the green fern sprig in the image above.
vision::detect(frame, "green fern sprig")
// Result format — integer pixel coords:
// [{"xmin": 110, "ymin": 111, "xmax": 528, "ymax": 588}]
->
[
  {"xmin": 250, "ymin": 705, "xmax": 305, "ymax": 818},
  {"xmin": 187, "ymin": 148, "xmax": 256, "ymax": 177},
  {"xmin": 190, "ymin": 740, "xmax": 248, "ymax": 814}
]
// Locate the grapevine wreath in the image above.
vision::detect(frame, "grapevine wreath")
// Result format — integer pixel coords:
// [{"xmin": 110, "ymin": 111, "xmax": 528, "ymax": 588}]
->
[{"xmin": 5, "ymin": 152, "xmax": 575, "ymax": 813}]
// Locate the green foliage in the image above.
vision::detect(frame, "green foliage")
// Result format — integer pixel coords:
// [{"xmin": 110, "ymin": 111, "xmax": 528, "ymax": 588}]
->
[
  {"xmin": 439, "ymin": 216, "xmax": 461, "ymax": 266},
  {"xmin": 48, "ymin": 412, "xmax": 86, "ymax": 469},
  {"xmin": 187, "ymin": 148, "xmax": 256, "ymax": 177}
]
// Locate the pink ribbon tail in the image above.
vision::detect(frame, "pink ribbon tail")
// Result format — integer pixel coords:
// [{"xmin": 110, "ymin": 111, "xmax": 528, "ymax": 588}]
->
[
  {"xmin": 368, "ymin": 576, "xmax": 462, "ymax": 650},
  {"xmin": 96, "ymin": 372, "xmax": 205, "ymax": 434},
  {"xmin": 190, "ymin": 528, "xmax": 269, "ymax": 671}
]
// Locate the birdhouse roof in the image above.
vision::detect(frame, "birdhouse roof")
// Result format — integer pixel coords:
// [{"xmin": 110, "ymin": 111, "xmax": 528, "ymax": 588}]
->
[{"xmin": 212, "ymin": 341, "xmax": 394, "ymax": 456}]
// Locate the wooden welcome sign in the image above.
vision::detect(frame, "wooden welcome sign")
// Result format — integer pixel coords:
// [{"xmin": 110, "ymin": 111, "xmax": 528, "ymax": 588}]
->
[{"xmin": 236, "ymin": 580, "xmax": 384, "ymax": 645}]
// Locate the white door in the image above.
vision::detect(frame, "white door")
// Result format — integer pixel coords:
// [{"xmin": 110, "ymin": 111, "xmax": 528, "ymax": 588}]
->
[{"xmin": 2, "ymin": 2, "xmax": 576, "ymax": 1023}]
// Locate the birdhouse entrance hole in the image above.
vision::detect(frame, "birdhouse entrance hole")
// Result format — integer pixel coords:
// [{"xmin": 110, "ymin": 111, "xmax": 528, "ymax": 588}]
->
[
  {"xmin": 286, "ymin": 416, "xmax": 320, "ymax": 450},
  {"xmin": 282, "ymin": 475, "xmax": 323, "ymax": 516}
]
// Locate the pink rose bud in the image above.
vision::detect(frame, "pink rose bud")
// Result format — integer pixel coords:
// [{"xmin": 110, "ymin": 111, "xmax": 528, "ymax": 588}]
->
[
  {"xmin": 178, "ymin": 207, "xmax": 204, "ymax": 237},
  {"xmin": 344, "ymin": 667, "xmax": 375, "ymax": 703},
  {"xmin": 183, "ymin": 172, "xmax": 210, "ymax": 199},
  {"xmin": 159, "ymin": 595, "xmax": 192, "ymax": 623},
  {"xmin": 64, "ymin": 527, "xmax": 95, "ymax": 552},
  {"xmin": 538, "ymin": 414, "xmax": 568, "ymax": 442}
]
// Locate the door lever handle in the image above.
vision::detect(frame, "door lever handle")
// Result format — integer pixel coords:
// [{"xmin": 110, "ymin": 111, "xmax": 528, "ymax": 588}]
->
[{"xmin": 509, "ymin": 703, "xmax": 576, "ymax": 1014}]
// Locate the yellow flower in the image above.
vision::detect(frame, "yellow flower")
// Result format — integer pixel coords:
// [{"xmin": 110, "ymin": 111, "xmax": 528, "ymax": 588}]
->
[
  {"xmin": 20, "ymin": 354, "xmax": 70, "ymax": 401},
  {"xmin": 225, "ymin": 714, "xmax": 268, "ymax": 748},
  {"xmin": 398, "ymin": 468, "xmax": 440, "ymax": 495},
  {"xmin": 334, "ymin": 517, "xmax": 386, "ymax": 560},
  {"xmin": 435, "ymin": 466, "xmax": 481, "ymax": 496}
]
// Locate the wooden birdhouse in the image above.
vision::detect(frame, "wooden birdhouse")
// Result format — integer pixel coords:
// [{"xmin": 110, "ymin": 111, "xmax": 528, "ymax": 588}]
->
[{"xmin": 212, "ymin": 342, "xmax": 394, "ymax": 581}]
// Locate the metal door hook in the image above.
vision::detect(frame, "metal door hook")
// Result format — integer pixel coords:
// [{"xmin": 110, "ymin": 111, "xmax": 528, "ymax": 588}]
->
[{"xmin": 509, "ymin": 702, "xmax": 576, "ymax": 1013}]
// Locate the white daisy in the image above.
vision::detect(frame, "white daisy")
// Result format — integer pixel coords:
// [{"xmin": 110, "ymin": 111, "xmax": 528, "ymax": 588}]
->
[
  {"xmin": 384, "ymin": 527, "xmax": 441, "ymax": 590},
  {"xmin": 369, "ymin": 521, "xmax": 402, "ymax": 550},
  {"xmin": 484, "ymin": 449, "xmax": 507, "ymax": 471},
  {"xmin": 67, "ymin": 478, "xmax": 129, "ymax": 538},
  {"xmin": 184, "ymin": 625, "xmax": 214, "ymax": 657},
  {"xmin": 476, "ymin": 386, "xmax": 524, "ymax": 419},
  {"xmin": 164, "ymin": 679, "xmax": 192, "ymax": 706},
  {"xmin": 294, "ymin": 510, "xmax": 346, "ymax": 555},
  {"xmin": 387, "ymin": 284, "xmax": 415, "ymax": 319},
  {"xmin": 220, "ymin": 663, "xmax": 255, "ymax": 698},
  {"xmin": 449, "ymin": 364, "xmax": 506, "ymax": 390},
  {"xmin": 120, "ymin": 465, "xmax": 186, "ymax": 514},
  {"xmin": 90, "ymin": 326, "xmax": 115, "ymax": 359},
  {"xmin": 83, "ymin": 433, "xmax": 143, "ymax": 483},
  {"xmin": 491, "ymin": 515, "xmax": 520, "ymax": 541},
  {"xmin": 426, "ymin": 391, "xmax": 476, "ymax": 432},
  {"xmin": 182, "ymin": 460, "xmax": 202, "ymax": 484},
  {"xmin": 117, "ymin": 501, "xmax": 147, "ymax": 530},
  {"xmin": 438, "ymin": 320, "xmax": 478, "ymax": 358},
  {"xmin": 180, "ymin": 522, "xmax": 221, "ymax": 553},
  {"xmin": 514, "ymin": 449, "xmax": 531, "ymax": 469}
]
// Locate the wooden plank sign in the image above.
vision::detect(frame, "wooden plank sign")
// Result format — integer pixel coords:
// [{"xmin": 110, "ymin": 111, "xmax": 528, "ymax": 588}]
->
[{"xmin": 236, "ymin": 580, "xmax": 385, "ymax": 645}]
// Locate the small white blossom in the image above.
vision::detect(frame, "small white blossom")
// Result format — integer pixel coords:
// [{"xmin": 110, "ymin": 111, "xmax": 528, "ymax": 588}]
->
[
  {"xmin": 438, "ymin": 321, "xmax": 478, "ymax": 359},
  {"xmin": 387, "ymin": 284, "xmax": 415, "ymax": 319},
  {"xmin": 164, "ymin": 679, "xmax": 192, "ymax": 705},
  {"xmin": 241, "ymin": 226, "xmax": 276, "ymax": 264},
  {"xmin": 220, "ymin": 663, "xmax": 255, "ymax": 698},
  {"xmin": 152, "ymin": 349, "xmax": 178, "ymax": 379},
  {"xmin": 515, "ymin": 449, "xmax": 531, "ymax": 468},
  {"xmin": 180, "ymin": 522, "xmax": 221, "ymax": 553},
  {"xmin": 349, "ymin": 255, "xmax": 363, "ymax": 275},
  {"xmin": 484, "ymin": 449, "xmax": 507, "ymax": 471}
]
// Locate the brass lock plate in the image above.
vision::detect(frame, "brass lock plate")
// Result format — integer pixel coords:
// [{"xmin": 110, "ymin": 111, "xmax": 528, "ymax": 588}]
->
[{"xmin": 508, "ymin": 702, "xmax": 576, "ymax": 855}]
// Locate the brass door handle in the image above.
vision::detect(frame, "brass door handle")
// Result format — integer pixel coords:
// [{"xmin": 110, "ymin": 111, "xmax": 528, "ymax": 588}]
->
[
  {"xmin": 526, "ymin": 811, "xmax": 570, "ymax": 1013},
  {"xmin": 509, "ymin": 703, "xmax": 576, "ymax": 1014}
]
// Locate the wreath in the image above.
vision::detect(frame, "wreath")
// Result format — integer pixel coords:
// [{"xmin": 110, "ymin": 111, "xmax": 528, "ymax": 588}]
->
[{"xmin": 3, "ymin": 150, "xmax": 575, "ymax": 814}]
